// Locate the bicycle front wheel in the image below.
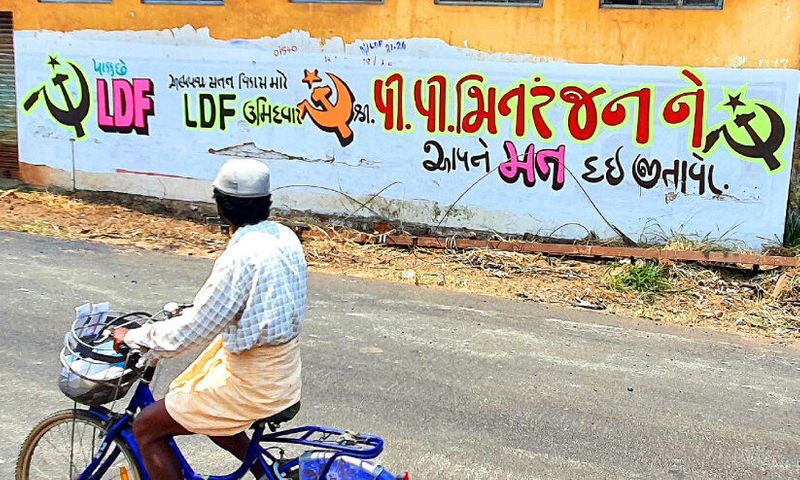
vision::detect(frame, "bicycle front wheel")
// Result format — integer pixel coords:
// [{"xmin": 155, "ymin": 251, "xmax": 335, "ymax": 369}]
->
[{"xmin": 16, "ymin": 409, "xmax": 141, "ymax": 480}]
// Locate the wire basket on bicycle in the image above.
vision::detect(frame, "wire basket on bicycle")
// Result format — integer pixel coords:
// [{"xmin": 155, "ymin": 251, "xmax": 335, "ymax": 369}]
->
[{"xmin": 59, "ymin": 306, "xmax": 151, "ymax": 406}]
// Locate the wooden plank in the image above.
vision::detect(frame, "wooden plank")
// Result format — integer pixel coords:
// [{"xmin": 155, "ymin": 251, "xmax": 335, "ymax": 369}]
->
[{"xmin": 335, "ymin": 232, "xmax": 800, "ymax": 268}]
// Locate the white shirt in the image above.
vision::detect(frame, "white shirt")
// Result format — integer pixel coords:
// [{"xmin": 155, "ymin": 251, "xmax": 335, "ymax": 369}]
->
[{"xmin": 124, "ymin": 220, "xmax": 308, "ymax": 358}]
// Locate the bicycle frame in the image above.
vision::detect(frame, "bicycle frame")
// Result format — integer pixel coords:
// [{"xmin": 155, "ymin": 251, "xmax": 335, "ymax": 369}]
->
[{"xmin": 74, "ymin": 369, "xmax": 385, "ymax": 480}]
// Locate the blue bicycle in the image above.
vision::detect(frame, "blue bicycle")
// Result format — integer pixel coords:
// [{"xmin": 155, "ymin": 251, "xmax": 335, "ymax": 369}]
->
[{"xmin": 15, "ymin": 307, "xmax": 407, "ymax": 480}]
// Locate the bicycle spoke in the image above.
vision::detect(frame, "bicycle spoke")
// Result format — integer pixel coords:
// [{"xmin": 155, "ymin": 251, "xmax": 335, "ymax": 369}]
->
[
  {"xmin": 91, "ymin": 430, "xmax": 97, "ymax": 473},
  {"xmin": 30, "ymin": 462, "xmax": 50, "ymax": 478},
  {"xmin": 42, "ymin": 427, "xmax": 72, "ymax": 477},
  {"xmin": 21, "ymin": 415, "xmax": 135, "ymax": 480},
  {"xmin": 43, "ymin": 431, "xmax": 63, "ymax": 454},
  {"xmin": 82, "ymin": 425, "xmax": 96, "ymax": 472},
  {"xmin": 69, "ymin": 413, "xmax": 77, "ymax": 479},
  {"xmin": 95, "ymin": 446, "xmax": 123, "ymax": 479}
]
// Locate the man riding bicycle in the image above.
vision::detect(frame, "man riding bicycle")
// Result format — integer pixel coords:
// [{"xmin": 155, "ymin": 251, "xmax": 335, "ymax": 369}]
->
[{"xmin": 112, "ymin": 158, "xmax": 308, "ymax": 480}]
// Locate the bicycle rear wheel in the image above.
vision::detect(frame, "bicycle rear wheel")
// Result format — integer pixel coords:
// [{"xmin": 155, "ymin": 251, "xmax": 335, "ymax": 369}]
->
[{"xmin": 16, "ymin": 409, "xmax": 141, "ymax": 480}]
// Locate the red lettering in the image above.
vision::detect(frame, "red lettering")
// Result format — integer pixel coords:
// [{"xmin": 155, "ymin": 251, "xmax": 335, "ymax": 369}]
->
[
  {"xmin": 414, "ymin": 75, "xmax": 447, "ymax": 133},
  {"xmin": 374, "ymin": 73, "xmax": 406, "ymax": 131},
  {"xmin": 560, "ymin": 85, "xmax": 608, "ymax": 142},
  {"xmin": 662, "ymin": 69, "xmax": 706, "ymax": 149},
  {"xmin": 498, "ymin": 84, "xmax": 526, "ymax": 138},
  {"xmin": 529, "ymin": 81, "xmax": 556, "ymax": 140},
  {"xmin": 456, "ymin": 74, "xmax": 497, "ymax": 135},
  {"xmin": 602, "ymin": 87, "xmax": 653, "ymax": 146}
]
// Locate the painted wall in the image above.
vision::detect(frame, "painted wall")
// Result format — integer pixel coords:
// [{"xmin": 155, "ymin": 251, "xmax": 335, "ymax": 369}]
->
[
  {"xmin": 14, "ymin": 29, "xmax": 800, "ymax": 249},
  {"xmin": 0, "ymin": 0, "xmax": 798, "ymax": 69},
  {"xmin": 2, "ymin": 0, "xmax": 800, "ymax": 249}
]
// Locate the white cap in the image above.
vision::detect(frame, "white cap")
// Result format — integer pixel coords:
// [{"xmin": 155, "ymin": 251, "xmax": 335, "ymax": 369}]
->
[{"xmin": 212, "ymin": 159, "xmax": 271, "ymax": 198}]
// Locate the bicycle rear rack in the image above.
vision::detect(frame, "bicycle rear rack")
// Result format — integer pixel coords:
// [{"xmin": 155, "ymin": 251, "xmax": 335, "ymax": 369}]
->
[
  {"xmin": 261, "ymin": 425, "xmax": 387, "ymax": 478},
  {"xmin": 259, "ymin": 425, "xmax": 384, "ymax": 459}
]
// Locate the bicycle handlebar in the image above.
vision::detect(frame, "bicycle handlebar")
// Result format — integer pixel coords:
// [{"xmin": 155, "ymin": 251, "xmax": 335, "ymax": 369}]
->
[
  {"xmin": 103, "ymin": 302, "xmax": 190, "ymax": 363},
  {"xmin": 162, "ymin": 302, "xmax": 193, "ymax": 319}
]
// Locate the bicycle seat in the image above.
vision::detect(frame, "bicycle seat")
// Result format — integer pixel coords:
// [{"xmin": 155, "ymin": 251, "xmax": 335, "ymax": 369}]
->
[{"xmin": 252, "ymin": 402, "xmax": 301, "ymax": 432}]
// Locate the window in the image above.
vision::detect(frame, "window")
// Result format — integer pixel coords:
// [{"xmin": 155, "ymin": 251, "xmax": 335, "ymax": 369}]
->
[
  {"xmin": 436, "ymin": 0, "xmax": 542, "ymax": 5},
  {"xmin": 601, "ymin": 0, "xmax": 722, "ymax": 8},
  {"xmin": 38, "ymin": 0, "xmax": 112, "ymax": 3},
  {"xmin": 142, "ymin": 0, "xmax": 223, "ymax": 4},
  {"xmin": 290, "ymin": 0, "xmax": 383, "ymax": 4}
]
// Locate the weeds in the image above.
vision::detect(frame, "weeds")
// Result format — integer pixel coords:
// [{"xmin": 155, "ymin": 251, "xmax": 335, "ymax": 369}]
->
[
  {"xmin": 606, "ymin": 261, "xmax": 672, "ymax": 294},
  {"xmin": 2, "ymin": 188, "xmax": 799, "ymax": 339},
  {"xmin": 762, "ymin": 211, "xmax": 800, "ymax": 256},
  {"xmin": 662, "ymin": 234, "xmax": 737, "ymax": 253},
  {"xmin": 18, "ymin": 221, "xmax": 57, "ymax": 235},
  {"xmin": 783, "ymin": 211, "xmax": 800, "ymax": 249},
  {"xmin": 639, "ymin": 219, "xmax": 744, "ymax": 253}
]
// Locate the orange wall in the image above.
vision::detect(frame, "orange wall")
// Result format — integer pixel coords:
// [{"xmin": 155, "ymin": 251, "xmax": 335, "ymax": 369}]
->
[{"xmin": 0, "ymin": 0, "xmax": 798, "ymax": 68}]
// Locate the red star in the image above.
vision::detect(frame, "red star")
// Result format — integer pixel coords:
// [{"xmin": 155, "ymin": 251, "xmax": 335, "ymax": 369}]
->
[{"xmin": 302, "ymin": 69, "xmax": 322, "ymax": 89}]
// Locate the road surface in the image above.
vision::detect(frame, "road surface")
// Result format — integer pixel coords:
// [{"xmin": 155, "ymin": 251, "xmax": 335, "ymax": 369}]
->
[{"xmin": 0, "ymin": 231, "xmax": 798, "ymax": 479}]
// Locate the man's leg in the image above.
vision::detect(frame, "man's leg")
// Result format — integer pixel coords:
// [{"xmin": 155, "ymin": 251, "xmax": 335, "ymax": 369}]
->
[
  {"xmin": 132, "ymin": 399, "xmax": 192, "ymax": 480},
  {"xmin": 209, "ymin": 433, "xmax": 267, "ymax": 479}
]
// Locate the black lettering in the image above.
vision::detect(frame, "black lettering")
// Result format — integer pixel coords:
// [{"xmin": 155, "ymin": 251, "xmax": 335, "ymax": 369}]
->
[
  {"xmin": 422, "ymin": 140, "xmax": 446, "ymax": 172},
  {"xmin": 582, "ymin": 156, "xmax": 604, "ymax": 183},
  {"xmin": 199, "ymin": 93, "xmax": 216, "ymax": 128},
  {"xmin": 183, "ymin": 93, "xmax": 198, "ymax": 128},
  {"xmin": 219, "ymin": 94, "xmax": 237, "ymax": 130}
]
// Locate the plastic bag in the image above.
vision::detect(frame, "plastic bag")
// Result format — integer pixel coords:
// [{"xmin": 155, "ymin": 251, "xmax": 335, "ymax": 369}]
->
[{"xmin": 299, "ymin": 452, "xmax": 393, "ymax": 480}]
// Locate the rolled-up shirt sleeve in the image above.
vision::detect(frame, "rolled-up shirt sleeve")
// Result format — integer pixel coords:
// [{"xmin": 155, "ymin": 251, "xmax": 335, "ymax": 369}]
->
[{"xmin": 124, "ymin": 254, "xmax": 249, "ymax": 358}]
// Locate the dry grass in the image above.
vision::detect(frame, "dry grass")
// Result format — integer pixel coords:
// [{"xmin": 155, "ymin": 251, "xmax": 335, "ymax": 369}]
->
[{"xmin": 1, "ymin": 187, "xmax": 798, "ymax": 344}]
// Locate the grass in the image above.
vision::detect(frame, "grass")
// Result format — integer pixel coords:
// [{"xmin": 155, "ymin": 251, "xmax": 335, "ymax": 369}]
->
[
  {"xmin": 762, "ymin": 211, "xmax": 800, "ymax": 256},
  {"xmin": 3, "ymin": 187, "xmax": 799, "ymax": 340},
  {"xmin": 639, "ymin": 219, "xmax": 743, "ymax": 253},
  {"xmin": 606, "ymin": 261, "xmax": 673, "ymax": 294},
  {"xmin": 18, "ymin": 221, "xmax": 58, "ymax": 235},
  {"xmin": 783, "ymin": 211, "xmax": 800, "ymax": 249},
  {"xmin": 662, "ymin": 233, "xmax": 737, "ymax": 253}
]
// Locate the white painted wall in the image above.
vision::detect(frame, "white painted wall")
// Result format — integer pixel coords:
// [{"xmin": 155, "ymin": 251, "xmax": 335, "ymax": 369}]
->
[{"xmin": 14, "ymin": 28, "xmax": 800, "ymax": 249}]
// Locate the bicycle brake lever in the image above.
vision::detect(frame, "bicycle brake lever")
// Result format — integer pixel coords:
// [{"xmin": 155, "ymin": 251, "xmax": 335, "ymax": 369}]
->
[{"xmin": 116, "ymin": 342, "xmax": 131, "ymax": 356}]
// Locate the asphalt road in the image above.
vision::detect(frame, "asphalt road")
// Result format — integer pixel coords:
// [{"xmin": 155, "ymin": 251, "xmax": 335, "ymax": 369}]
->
[{"xmin": 1, "ymin": 231, "xmax": 798, "ymax": 479}]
